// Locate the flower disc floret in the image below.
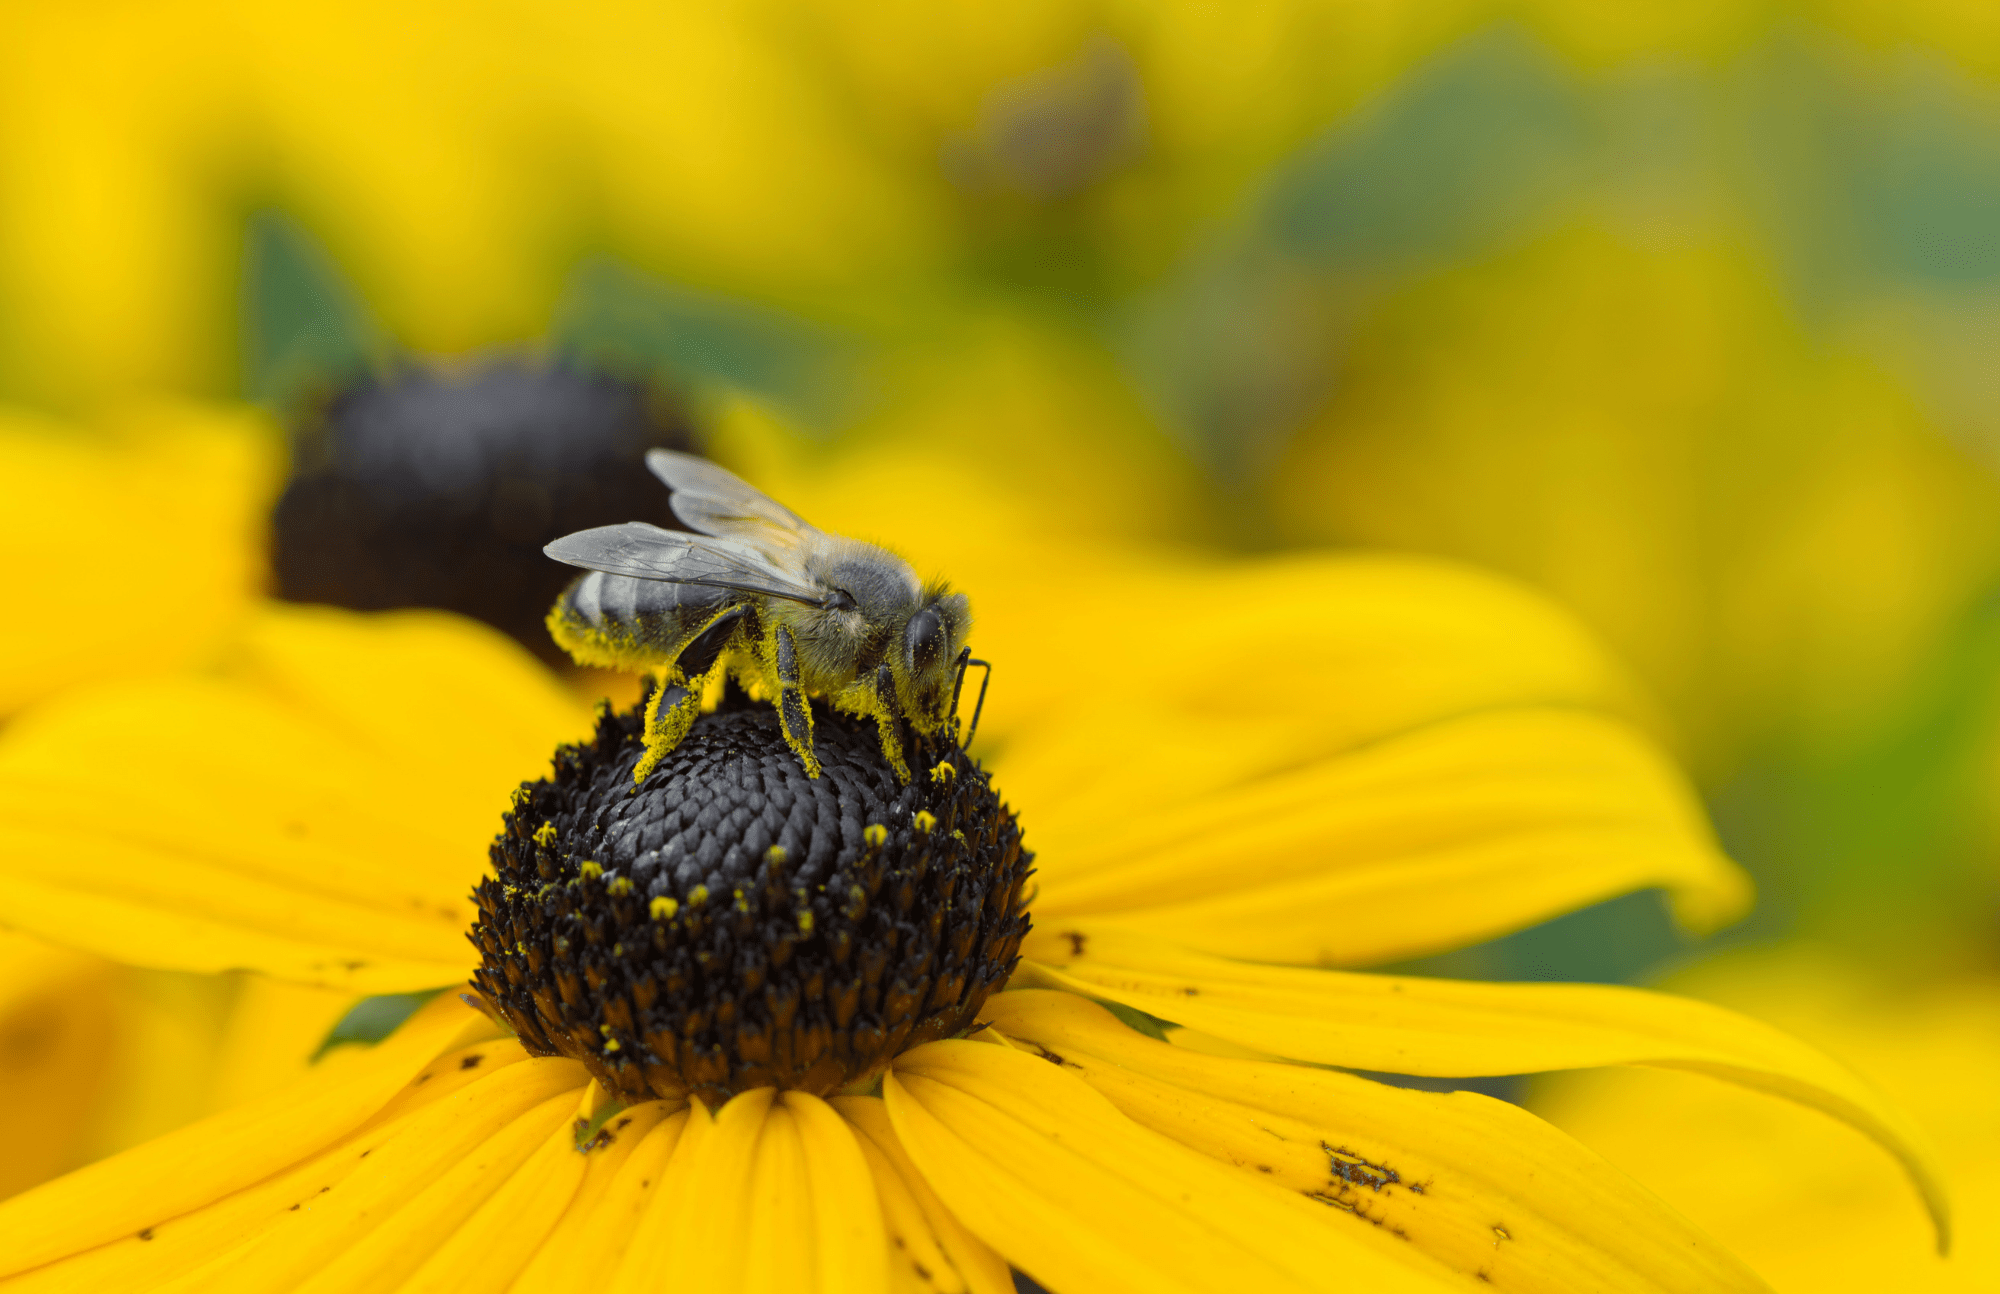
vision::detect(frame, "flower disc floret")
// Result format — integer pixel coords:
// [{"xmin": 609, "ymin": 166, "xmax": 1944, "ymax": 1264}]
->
[{"xmin": 471, "ymin": 684, "xmax": 1032, "ymax": 1106}]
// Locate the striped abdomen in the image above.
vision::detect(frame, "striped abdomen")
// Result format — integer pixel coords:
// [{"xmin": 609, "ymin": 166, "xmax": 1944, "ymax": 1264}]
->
[{"xmin": 547, "ymin": 570, "xmax": 734, "ymax": 671}]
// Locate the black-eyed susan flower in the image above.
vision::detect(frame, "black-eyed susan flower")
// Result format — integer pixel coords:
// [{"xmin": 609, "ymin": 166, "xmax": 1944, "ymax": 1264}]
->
[{"xmin": 0, "ymin": 528, "xmax": 1950, "ymax": 1290}]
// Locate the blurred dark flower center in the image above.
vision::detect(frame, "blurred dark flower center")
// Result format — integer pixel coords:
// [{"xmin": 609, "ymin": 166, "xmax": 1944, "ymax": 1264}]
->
[
  {"xmin": 270, "ymin": 359, "xmax": 695, "ymax": 662},
  {"xmin": 471, "ymin": 684, "xmax": 1033, "ymax": 1106}
]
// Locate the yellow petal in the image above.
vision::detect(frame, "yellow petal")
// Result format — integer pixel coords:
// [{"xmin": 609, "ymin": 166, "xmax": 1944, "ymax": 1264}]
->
[
  {"xmin": 226, "ymin": 604, "xmax": 592, "ymax": 814},
  {"xmin": 1020, "ymin": 926, "xmax": 1951, "ymax": 1249},
  {"xmin": 833, "ymin": 1096, "xmax": 1014, "ymax": 1294},
  {"xmin": 207, "ymin": 976, "xmax": 365, "ymax": 1114},
  {"xmin": 1527, "ymin": 955, "xmax": 2000, "ymax": 1291},
  {"xmin": 0, "ymin": 402, "xmax": 277, "ymax": 716},
  {"xmin": 886, "ymin": 1039, "xmax": 1469, "ymax": 1294},
  {"xmin": 69, "ymin": 1050, "xmax": 577, "ymax": 1294},
  {"xmin": 977, "ymin": 549, "xmax": 1648, "ymax": 796},
  {"xmin": 783, "ymin": 1091, "xmax": 891, "ymax": 1294},
  {"xmin": 238, "ymin": 1074, "xmax": 584, "ymax": 1294},
  {"xmin": 524, "ymin": 1104, "xmax": 691, "ymax": 1294},
  {"xmin": 985, "ymin": 990, "xmax": 1767, "ymax": 1294},
  {"xmin": 394, "ymin": 1086, "xmax": 601, "ymax": 1294},
  {"xmin": 1032, "ymin": 708, "xmax": 1748, "ymax": 964},
  {"xmin": 602, "ymin": 1103, "xmax": 710, "ymax": 1294},
  {"xmin": 636, "ymin": 1089, "xmax": 887, "ymax": 1294},
  {"xmin": 0, "ymin": 933, "xmax": 117, "ymax": 1201},
  {"xmin": 85, "ymin": 969, "xmax": 239, "ymax": 1163},
  {"xmin": 743, "ymin": 1095, "xmax": 815, "ymax": 1294},
  {"xmin": 0, "ymin": 605, "xmax": 590, "ymax": 991},
  {"xmin": 0, "ymin": 994, "xmax": 487, "ymax": 1277}
]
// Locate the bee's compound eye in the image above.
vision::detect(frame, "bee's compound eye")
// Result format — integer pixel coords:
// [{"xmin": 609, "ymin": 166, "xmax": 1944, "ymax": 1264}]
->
[{"xmin": 905, "ymin": 606, "xmax": 946, "ymax": 671}]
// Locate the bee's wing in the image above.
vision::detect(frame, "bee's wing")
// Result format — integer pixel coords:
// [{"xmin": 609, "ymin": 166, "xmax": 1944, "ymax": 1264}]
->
[
  {"xmin": 544, "ymin": 523, "xmax": 825, "ymax": 605},
  {"xmin": 645, "ymin": 449, "xmax": 816, "ymax": 551}
]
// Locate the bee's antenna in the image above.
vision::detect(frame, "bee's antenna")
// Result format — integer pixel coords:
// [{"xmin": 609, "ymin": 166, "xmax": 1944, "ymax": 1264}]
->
[
  {"xmin": 950, "ymin": 647, "xmax": 993, "ymax": 749},
  {"xmin": 963, "ymin": 658, "xmax": 992, "ymax": 750},
  {"xmin": 951, "ymin": 647, "xmax": 972, "ymax": 716}
]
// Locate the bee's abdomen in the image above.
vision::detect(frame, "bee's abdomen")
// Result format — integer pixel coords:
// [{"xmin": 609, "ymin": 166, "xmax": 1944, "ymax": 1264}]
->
[{"xmin": 547, "ymin": 572, "xmax": 730, "ymax": 671}]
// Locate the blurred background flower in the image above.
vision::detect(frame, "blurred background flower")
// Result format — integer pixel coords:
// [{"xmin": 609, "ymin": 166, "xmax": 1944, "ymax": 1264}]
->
[{"xmin": 0, "ymin": 0, "xmax": 1996, "ymax": 1284}]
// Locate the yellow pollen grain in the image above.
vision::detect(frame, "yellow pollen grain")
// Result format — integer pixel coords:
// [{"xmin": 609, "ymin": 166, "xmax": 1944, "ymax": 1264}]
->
[
  {"xmin": 930, "ymin": 762, "xmax": 956, "ymax": 783},
  {"xmin": 533, "ymin": 821, "xmax": 558, "ymax": 848},
  {"xmin": 607, "ymin": 877, "xmax": 634, "ymax": 897},
  {"xmin": 734, "ymin": 889, "xmax": 750, "ymax": 914},
  {"xmin": 578, "ymin": 861, "xmax": 604, "ymax": 880},
  {"xmin": 798, "ymin": 909, "xmax": 815, "ymax": 934},
  {"xmin": 863, "ymin": 824, "xmax": 888, "ymax": 848},
  {"xmin": 913, "ymin": 810, "xmax": 937, "ymax": 834},
  {"xmin": 765, "ymin": 845, "xmax": 789, "ymax": 867},
  {"xmin": 650, "ymin": 897, "xmax": 679, "ymax": 920},
  {"xmin": 688, "ymin": 885, "xmax": 710, "ymax": 907}
]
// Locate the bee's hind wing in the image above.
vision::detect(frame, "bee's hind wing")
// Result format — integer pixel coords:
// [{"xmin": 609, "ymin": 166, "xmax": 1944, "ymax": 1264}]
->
[
  {"xmin": 544, "ymin": 522, "xmax": 825, "ymax": 605},
  {"xmin": 645, "ymin": 449, "xmax": 816, "ymax": 549}
]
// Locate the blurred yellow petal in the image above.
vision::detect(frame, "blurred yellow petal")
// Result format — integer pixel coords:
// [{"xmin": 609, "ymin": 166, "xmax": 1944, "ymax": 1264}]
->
[
  {"xmin": 0, "ymin": 934, "xmax": 117, "ymax": 1201},
  {"xmin": 1530, "ymin": 953, "xmax": 2000, "ymax": 1292},
  {"xmin": 966, "ymin": 552, "xmax": 1658, "ymax": 827},
  {"xmin": 886, "ymin": 1038, "xmax": 1466, "ymax": 1294},
  {"xmin": 85, "ymin": 969, "xmax": 238, "ymax": 1162},
  {"xmin": 1033, "ymin": 707, "xmax": 1748, "ymax": 965},
  {"xmin": 1065, "ymin": 556, "xmax": 1645, "ymax": 771},
  {"xmin": 0, "ymin": 402, "xmax": 276, "ymax": 715},
  {"xmin": 833, "ymin": 1096, "xmax": 1014, "ymax": 1294},
  {"xmin": 225, "ymin": 604, "xmax": 590, "ymax": 800},
  {"xmin": 0, "ymin": 605, "xmax": 590, "ymax": 991},
  {"xmin": 1020, "ymin": 925, "xmax": 1949, "ymax": 1249},
  {"xmin": 984, "ymin": 990, "xmax": 1766, "ymax": 1294},
  {"xmin": 206, "ymin": 976, "xmax": 362, "ymax": 1113},
  {"xmin": 0, "ymin": 993, "xmax": 492, "ymax": 1279}
]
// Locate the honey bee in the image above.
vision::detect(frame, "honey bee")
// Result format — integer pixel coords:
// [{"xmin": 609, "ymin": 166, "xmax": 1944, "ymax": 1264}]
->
[{"xmin": 544, "ymin": 451, "xmax": 975, "ymax": 784}]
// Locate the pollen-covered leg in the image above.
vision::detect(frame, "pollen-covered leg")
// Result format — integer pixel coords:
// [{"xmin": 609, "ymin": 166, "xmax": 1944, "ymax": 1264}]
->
[
  {"xmin": 871, "ymin": 662, "xmax": 912, "ymax": 784},
  {"xmin": 633, "ymin": 606, "xmax": 746, "ymax": 784},
  {"xmin": 773, "ymin": 625, "xmax": 821, "ymax": 779},
  {"xmin": 633, "ymin": 673, "xmax": 701, "ymax": 783}
]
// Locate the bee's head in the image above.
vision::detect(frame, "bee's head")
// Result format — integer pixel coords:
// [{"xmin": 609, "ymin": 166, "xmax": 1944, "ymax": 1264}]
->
[{"xmin": 898, "ymin": 586, "xmax": 972, "ymax": 734}]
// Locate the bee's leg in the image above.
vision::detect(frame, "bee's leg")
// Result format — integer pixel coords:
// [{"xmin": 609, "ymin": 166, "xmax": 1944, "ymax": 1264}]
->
[
  {"xmin": 634, "ymin": 607, "xmax": 744, "ymax": 784},
  {"xmin": 773, "ymin": 624, "xmax": 822, "ymax": 779},
  {"xmin": 870, "ymin": 662, "xmax": 912, "ymax": 784},
  {"xmin": 634, "ymin": 673, "xmax": 696, "ymax": 784}
]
